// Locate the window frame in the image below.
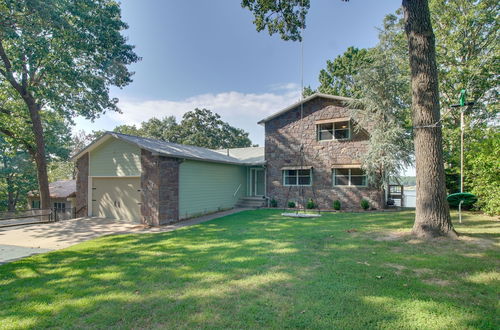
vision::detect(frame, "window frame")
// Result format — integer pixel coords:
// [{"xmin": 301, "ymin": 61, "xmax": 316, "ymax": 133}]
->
[
  {"xmin": 316, "ymin": 120, "xmax": 351, "ymax": 141},
  {"xmin": 31, "ymin": 200, "xmax": 41, "ymax": 209},
  {"xmin": 53, "ymin": 202, "xmax": 66, "ymax": 210},
  {"xmin": 282, "ymin": 169, "xmax": 313, "ymax": 187},
  {"xmin": 332, "ymin": 168, "xmax": 367, "ymax": 187}
]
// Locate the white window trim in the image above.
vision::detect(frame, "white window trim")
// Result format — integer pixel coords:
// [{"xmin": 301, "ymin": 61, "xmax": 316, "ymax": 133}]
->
[
  {"xmin": 332, "ymin": 168, "xmax": 368, "ymax": 187},
  {"xmin": 282, "ymin": 169, "xmax": 313, "ymax": 187},
  {"xmin": 54, "ymin": 202, "xmax": 66, "ymax": 210},
  {"xmin": 317, "ymin": 120, "xmax": 351, "ymax": 141}
]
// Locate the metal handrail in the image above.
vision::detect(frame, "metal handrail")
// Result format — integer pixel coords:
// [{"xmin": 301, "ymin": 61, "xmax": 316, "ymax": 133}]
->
[{"xmin": 233, "ymin": 183, "xmax": 242, "ymax": 197}]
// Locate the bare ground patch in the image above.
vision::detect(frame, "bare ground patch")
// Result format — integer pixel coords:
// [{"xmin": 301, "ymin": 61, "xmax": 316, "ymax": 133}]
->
[
  {"xmin": 422, "ymin": 278, "xmax": 452, "ymax": 286},
  {"xmin": 371, "ymin": 230, "xmax": 410, "ymax": 241},
  {"xmin": 384, "ymin": 263, "xmax": 407, "ymax": 275}
]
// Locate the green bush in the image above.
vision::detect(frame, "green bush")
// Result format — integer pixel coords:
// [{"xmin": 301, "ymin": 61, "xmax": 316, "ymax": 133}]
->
[
  {"xmin": 466, "ymin": 128, "xmax": 500, "ymax": 216},
  {"xmin": 287, "ymin": 201, "xmax": 296, "ymax": 208},
  {"xmin": 306, "ymin": 199, "xmax": 316, "ymax": 209},
  {"xmin": 332, "ymin": 200, "xmax": 341, "ymax": 210},
  {"xmin": 360, "ymin": 199, "xmax": 370, "ymax": 210},
  {"xmin": 269, "ymin": 198, "xmax": 278, "ymax": 208}
]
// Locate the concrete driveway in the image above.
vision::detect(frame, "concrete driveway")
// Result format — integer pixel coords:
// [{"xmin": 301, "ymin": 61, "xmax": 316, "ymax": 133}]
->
[
  {"xmin": 0, "ymin": 208, "xmax": 247, "ymax": 264},
  {"xmin": 0, "ymin": 217, "xmax": 144, "ymax": 264}
]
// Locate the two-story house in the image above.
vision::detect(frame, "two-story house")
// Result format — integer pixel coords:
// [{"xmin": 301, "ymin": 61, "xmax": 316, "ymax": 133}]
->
[{"xmin": 73, "ymin": 93, "xmax": 382, "ymax": 226}]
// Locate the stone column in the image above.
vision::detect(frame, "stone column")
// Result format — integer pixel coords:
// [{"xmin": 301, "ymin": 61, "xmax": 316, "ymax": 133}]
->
[{"xmin": 75, "ymin": 152, "xmax": 89, "ymax": 217}]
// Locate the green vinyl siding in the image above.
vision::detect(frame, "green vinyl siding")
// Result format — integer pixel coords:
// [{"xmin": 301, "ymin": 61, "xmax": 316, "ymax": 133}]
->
[
  {"xmin": 89, "ymin": 138, "xmax": 141, "ymax": 176},
  {"xmin": 179, "ymin": 160, "xmax": 247, "ymax": 219}
]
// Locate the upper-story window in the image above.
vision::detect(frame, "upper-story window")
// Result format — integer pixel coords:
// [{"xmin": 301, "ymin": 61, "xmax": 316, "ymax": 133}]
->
[{"xmin": 317, "ymin": 120, "xmax": 351, "ymax": 141}]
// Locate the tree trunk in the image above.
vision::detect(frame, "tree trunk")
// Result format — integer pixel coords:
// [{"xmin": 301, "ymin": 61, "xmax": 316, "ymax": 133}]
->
[
  {"xmin": 26, "ymin": 100, "xmax": 51, "ymax": 210},
  {"xmin": 402, "ymin": 0, "xmax": 456, "ymax": 238},
  {"xmin": 6, "ymin": 176, "xmax": 15, "ymax": 211}
]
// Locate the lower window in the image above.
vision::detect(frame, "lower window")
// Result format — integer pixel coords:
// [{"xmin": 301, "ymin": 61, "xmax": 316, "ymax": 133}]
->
[
  {"xmin": 54, "ymin": 202, "xmax": 66, "ymax": 210},
  {"xmin": 333, "ymin": 168, "xmax": 367, "ymax": 186},
  {"xmin": 31, "ymin": 200, "xmax": 40, "ymax": 209},
  {"xmin": 283, "ymin": 169, "xmax": 312, "ymax": 186}
]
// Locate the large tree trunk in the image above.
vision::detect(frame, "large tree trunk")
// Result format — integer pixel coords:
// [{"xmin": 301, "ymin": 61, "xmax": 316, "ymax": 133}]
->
[
  {"xmin": 402, "ymin": 0, "xmax": 456, "ymax": 238},
  {"xmin": 26, "ymin": 100, "xmax": 51, "ymax": 210}
]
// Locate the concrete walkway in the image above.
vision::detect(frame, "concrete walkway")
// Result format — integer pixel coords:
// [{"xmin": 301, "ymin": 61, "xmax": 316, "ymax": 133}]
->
[{"xmin": 0, "ymin": 208, "xmax": 249, "ymax": 264}]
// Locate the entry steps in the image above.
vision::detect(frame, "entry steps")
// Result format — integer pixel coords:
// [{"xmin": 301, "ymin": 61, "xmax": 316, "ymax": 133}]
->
[{"xmin": 235, "ymin": 196, "xmax": 267, "ymax": 208}]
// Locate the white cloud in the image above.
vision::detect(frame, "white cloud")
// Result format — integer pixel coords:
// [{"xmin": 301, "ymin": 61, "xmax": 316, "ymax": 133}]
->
[{"xmin": 108, "ymin": 88, "xmax": 301, "ymax": 146}]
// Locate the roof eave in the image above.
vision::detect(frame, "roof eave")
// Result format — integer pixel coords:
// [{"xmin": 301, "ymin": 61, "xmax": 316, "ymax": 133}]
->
[{"xmin": 257, "ymin": 93, "xmax": 355, "ymax": 125}]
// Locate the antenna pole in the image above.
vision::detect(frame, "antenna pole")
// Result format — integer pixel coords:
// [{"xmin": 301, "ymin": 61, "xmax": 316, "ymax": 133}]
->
[{"xmin": 460, "ymin": 108, "xmax": 464, "ymax": 193}]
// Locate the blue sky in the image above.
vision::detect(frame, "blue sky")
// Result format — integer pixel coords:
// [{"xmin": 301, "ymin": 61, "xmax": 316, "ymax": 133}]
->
[{"xmin": 77, "ymin": 0, "xmax": 402, "ymax": 147}]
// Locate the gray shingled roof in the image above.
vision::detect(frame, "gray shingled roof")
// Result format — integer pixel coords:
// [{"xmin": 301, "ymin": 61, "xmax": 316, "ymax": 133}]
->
[
  {"xmin": 213, "ymin": 147, "xmax": 265, "ymax": 165},
  {"xmin": 108, "ymin": 132, "xmax": 265, "ymax": 165},
  {"xmin": 28, "ymin": 180, "xmax": 76, "ymax": 198}
]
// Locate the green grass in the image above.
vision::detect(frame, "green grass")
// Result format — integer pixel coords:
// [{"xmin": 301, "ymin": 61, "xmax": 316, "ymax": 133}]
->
[{"xmin": 0, "ymin": 210, "xmax": 499, "ymax": 329}]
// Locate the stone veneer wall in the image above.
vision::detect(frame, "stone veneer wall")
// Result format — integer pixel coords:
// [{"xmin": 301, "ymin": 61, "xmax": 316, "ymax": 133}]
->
[
  {"xmin": 75, "ymin": 152, "xmax": 89, "ymax": 217},
  {"xmin": 141, "ymin": 149, "xmax": 180, "ymax": 225},
  {"xmin": 265, "ymin": 97, "xmax": 383, "ymax": 210}
]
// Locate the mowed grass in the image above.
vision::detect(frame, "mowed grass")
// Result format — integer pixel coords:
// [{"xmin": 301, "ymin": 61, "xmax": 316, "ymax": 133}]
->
[{"xmin": 0, "ymin": 210, "xmax": 499, "ymax": 329}]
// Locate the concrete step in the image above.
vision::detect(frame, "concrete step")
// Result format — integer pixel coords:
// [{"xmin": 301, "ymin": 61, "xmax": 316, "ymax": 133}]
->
[{"xmin": 235, "ymin": 197, "xmax": 267, "ymax": 208}]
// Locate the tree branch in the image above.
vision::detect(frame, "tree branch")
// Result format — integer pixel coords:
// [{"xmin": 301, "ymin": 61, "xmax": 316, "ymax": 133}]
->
[
  {"xmin": 0, "ymin": 126, "xmax": 36, "ymax": 156},
  {"xmin": 0, "ymin": 38, "xmax": 25, "ymax": 94}
]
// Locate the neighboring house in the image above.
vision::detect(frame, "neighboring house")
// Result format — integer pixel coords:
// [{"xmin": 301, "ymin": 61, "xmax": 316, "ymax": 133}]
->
[
  {"xmin": 259, "ymin": 93, "xmax": 382, "ymax": 210},
  {"xmin": 28, "ymin": 179, "xmax": 77, "ymax": 211},
  {"xmin": 73, "ymin": 93, "xmax": 383, "ymax": 225}
]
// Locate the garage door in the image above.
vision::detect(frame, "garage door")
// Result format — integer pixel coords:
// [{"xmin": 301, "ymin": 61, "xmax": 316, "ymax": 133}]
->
[{"xmin": 92, "ymin": 177, "xmax": 141, "ymax": 222}]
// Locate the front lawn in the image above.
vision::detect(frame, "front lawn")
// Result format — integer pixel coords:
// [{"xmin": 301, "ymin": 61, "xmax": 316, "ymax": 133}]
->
[{"xmin": 0, "ymin": 210, "xmax": 498, "ymax": 329}]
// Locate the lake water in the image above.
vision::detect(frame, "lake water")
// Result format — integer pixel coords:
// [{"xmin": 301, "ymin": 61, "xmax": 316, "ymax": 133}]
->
[{"xmin": 404, "ymin": 189, "xmax": 416, "ymax": 208}]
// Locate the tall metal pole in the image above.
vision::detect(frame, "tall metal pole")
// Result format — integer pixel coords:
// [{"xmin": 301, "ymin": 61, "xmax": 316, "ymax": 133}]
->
[{"xmin": 460, "ymin": 108, "xmax": 464, "ymax": 194}]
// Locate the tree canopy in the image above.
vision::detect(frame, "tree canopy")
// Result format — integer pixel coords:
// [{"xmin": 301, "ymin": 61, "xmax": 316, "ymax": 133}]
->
[
  {"xmin": 89, "ymin": 109, "xmax": 253, "ymax": 151},
  {"xmin": 0, "ymin": 0, "xmax": 139, "ymax": 208}
]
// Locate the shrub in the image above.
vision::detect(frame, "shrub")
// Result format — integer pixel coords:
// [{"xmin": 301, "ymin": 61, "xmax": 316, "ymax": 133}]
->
[
  {"xmin": 287, "ymin": 201, "xmax": 296, "ymax": 208},
  {"xmin": 306, "ymin": 199, "xmax": 316, "ymax": 209},
  {"xmin": 332, "ymin": 200, "xmax": 341, "ymax": 210},
  {"xmin": 270, "ymin": 198, "xmax": 278, "ymax": 208},
  {"xmin": 360, "ymin": 199, "xmax": 370, "ymax": 210}
]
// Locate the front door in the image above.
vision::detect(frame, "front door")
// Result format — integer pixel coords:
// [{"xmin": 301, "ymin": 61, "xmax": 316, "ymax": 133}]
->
[{"xmin": 251, "ymin": 168, "xmax": 265, "ymax": 196}]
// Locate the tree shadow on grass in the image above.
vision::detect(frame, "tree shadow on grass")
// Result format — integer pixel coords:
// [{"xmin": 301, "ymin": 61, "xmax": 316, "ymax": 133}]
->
[{"xmin": 0, "ymin": 209, "xmax": 497, "ymax": 329}]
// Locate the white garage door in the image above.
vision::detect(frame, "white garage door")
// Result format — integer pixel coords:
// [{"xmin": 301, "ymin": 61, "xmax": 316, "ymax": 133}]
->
[{"xmin": 92, "ymin": 177, "xmax": 141, "ymax": 222}]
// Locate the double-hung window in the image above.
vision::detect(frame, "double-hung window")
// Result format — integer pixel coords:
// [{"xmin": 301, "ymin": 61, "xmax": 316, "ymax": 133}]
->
[
  {"xmin": 31, "ymin": 200, "xmax": 40, "ymax": 209},
  {"xmin": 333, "ymin": 168, "xmax": 367, "ymax": 187},
  {"xmin": 283, "ymin": 169, "xmax": 312, "ymax": 186},
  {"xmin": 54, "ymin": 202, "xmax": 66, "ymax": 211},
  {"xmin": 317, "ymin": 120, "xmax": 351, "ymax": 141}
]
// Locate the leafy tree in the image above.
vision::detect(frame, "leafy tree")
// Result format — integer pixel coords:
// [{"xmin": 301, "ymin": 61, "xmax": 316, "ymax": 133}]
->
[
  {"xmin": 86, "ymin": 110, "xmax": 252, "ymax": 150},
  {"xmin": 316, "ymin": 47, "xmax": 372, "ymax": 98},
  {"xmin": 0, "ymin": 0, "xmax": 139, "ymax": 209},
  {"xmin": 347, "ymin": 48, "xmax": 413, "ymax": 200},
  {"xmin": 242, "ymin": 0, "xmax": 455, "ymax": 237},
  {"xmin": 374, "ymin": 3, "xmax": 499, "ymax": 194},
  {"xmin": 0, "ymin": 114, "xmax": 72, "ymax": 212},
  {"xmin": 141, "ymin": 116, "xmax": 179, "ymax": 143},
  {"xmin": 176, "ymin": 109, "xmax": 252, "ymax": 149},
  {"xmin": 0, "ymin": 137, "xmax": 38, "ymax": 211},
  {"xmin": 465, "ymin": 128, "xmax": 499, "ymax": 216}
]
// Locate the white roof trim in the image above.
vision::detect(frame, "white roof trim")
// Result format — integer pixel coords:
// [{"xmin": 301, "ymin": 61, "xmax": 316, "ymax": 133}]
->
[
  {"xmin": 70, "ymin": 133, "xmax": 114, "ymax": 161},
  {"xmin": 257, "ymin": 93, "xmax": 354, "ymax": 125}
]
